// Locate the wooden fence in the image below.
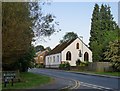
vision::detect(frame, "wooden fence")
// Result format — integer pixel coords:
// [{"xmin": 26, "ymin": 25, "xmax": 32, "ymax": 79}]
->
[{"xmin": 88, "ymin": 62, "xmax": 113, "ymax": 72}]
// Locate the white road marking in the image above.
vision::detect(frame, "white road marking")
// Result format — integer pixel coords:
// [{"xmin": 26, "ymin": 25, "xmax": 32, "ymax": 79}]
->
[
  {"xmin": 70, "ymin": 80, "xmax": 80, "ymax": 89},
  {"xmin": 80, "ymin": 81, "xmax": 113, "ymax": 90}
]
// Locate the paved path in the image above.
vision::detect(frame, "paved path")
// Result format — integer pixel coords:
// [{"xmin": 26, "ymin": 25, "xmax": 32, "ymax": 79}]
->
[{"xmin": 29, "ymin": 68, "xmax": 120, "ymax": 91}]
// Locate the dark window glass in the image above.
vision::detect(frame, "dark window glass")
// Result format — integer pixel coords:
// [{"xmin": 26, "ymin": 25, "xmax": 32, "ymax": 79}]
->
[
  {"xmin": 76, "ymin": 43, "xmax": 79, "ymax": 49},
  {"xmin": 84, "ymin": 52, "xmax": 89, "ymax": 61},
  {"xmin": 66, "ymin": 51, "xmax": 71, "ymax": 60}
]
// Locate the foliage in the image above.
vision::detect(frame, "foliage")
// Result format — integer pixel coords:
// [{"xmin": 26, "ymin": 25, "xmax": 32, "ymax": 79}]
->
[
  {"xmin": 59, "ymin": 62, "xmax": 70, "ymax": 70},
  {"xmin": 76, "ymin": 59, "xmax": 89, "ymax": 67},
  {"xmin": 59, "ymin": 64, "xmax": 65, "ymax": 69},
  {"xmin": 35, "ymin": 63, "xmax": 45, "ymax": 68},
  {"xmin": 45, "ymin": 47, "xmax": 51, "ymax": 51},
  {"xmin": 16, "ymin": 46, "xmax": 36, "ymax": 72},
  {"xmin": 35, "ymin": 45, "xmax": 45, "ymax": 52},
  {"xmin": 80, "ymin": 61, "xmax": 89, "ymax": 67},
  {"xmin": 60, "ymin": 32, "xmax": 78, "ymax": 43},
  {"xmin": 89, "ymin": 4, "xmax": 119, "ymax": 62},
  {"xmin": 104, "ymin": 40, "xmax": 120, "ymax": 71},
  {"xmin": 2, "ymin": 2, "xmax": 33, "ymax": 71},
  {"xmin": 2, "ymin": 2, "xmax": 58, "ymax": 72},
  {"xmin": 30, "ymin": 2, "xmax": 60, "ymax": 42},
  {"xmin": 76, "ymin": 59, "xmax": 81, "ymax": 66}
]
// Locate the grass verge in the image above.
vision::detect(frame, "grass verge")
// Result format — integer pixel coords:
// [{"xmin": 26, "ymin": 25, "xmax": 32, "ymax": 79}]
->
[
  {"xmin": 70, "ymin": 70, "xmax": 120, "ymax": 76},
  {"xmin": 2, "ymin": 72, "xmax": 52, "ymax": 89},
  {"xmin": 92, "ymin": 71, "xmax": 120, "ymax": 76}
]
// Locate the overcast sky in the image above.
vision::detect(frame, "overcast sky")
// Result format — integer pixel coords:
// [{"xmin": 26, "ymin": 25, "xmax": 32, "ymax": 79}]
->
[{"xmin": 33, "ymin": 1, "xmax": 118, "ymax": 49}]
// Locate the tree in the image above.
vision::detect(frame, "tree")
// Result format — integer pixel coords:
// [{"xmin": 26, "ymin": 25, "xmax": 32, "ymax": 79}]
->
[
  {"xmin": 17, "ymin": 46, "xmax": 35, "ymax": 72},
  {"xmin": 99, "ymin": 4, "xmax": 118, "ymax": 61},
  {"xmin": 104, "ymin": 40, "xmax": 120, "ymax": 71},
  {"xmin": 2, "ymin": 2, "xmax": 33, "ymax": 71},
  {"xmin": 2, "ymin": 2, "xmax": 59, "ymax": 71},
  {"xmin": 35, "ymin": 45, "xmax": 44, "ymax": 52},
  {"xmin": 30, "ymin": 2, "xmax": 60, "ymax": 42},
  {"xmin": 45, "ymin": 47, "xmax": 51, "ymax": 51},
  {"xmin": 89, "ymin": 4, "xmax": 119, "ymax": 62},
  {"xmin": 60, "ymin": 32, "xmax": 78, "ymax": 43},
  {"xmin": 89, "ymin": 4, "xmax": 101, "ymax": 61}
]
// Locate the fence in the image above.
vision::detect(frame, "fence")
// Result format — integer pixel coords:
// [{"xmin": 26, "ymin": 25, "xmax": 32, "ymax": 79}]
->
[{"xmin": 88, "ymin": 62, "xmax": 112, "ymax": 72}]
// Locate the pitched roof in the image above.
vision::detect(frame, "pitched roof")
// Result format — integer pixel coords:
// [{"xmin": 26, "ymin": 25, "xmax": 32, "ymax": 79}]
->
[{"xmin": 47, "ymin": 38, "xmax": 77, "ymax": 55}]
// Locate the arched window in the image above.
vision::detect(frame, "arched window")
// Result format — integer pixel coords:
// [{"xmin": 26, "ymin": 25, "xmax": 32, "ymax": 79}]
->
[
  {"xmin": 76, "ymin": 43, "xmax": 79, "ymax": 49},
  {"xmin": 66, "ymin": 51, "xmax": 71, "ymax": 60},
  {"xmin": 84, "ymin": 52, "xmax": 89, "ymax": 61}
]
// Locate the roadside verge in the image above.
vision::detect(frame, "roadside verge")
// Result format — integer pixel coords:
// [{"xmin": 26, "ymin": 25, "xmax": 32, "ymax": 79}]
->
[{"xmin": 67, "ymin": 71, "xmax": 120, "ymax": 79}]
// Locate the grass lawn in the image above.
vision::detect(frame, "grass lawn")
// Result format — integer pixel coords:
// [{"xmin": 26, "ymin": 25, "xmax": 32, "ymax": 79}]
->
[
  {"xmin": 71, "ymin": 70, "xmax": 120, "ymax": 76},
  {"xmin": 92, "ymin": 71, "xmax": 120, "ymax": 76},
  {"xmin": 2, "ymin": 72, "xmax": 52, "ymax": 89}
]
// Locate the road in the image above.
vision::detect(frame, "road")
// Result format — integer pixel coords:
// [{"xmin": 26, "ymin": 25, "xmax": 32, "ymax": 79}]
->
[{"xmin": 29, "ymin": 68, "xmax": 120, "ymax": 91}]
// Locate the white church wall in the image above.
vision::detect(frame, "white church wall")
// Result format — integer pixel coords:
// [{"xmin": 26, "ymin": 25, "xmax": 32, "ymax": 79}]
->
[{"xmin": 62, "ymin": 38, "xmax": 92, "ymax": 66}]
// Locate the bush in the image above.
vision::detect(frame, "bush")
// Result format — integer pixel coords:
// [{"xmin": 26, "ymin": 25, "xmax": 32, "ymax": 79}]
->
[
  {"xmin": 59, "ymin": 64, "xmax": 65, "ymax": 70},
  {"xmin": 76, "ymin": 59, "xmax": 81, "ymax": 66},
  {"xmin": 59, "ymin": 62, "xmax": 70, "ymax": 70},
  {"xmin": 35, "ymin": 63, "xmax": 45, "ymax": 68},
  {"xmin": 80, "ymin": 61, "xmax": 89, "ymax": 67},
  {"xmin": 65, "ymin": 62, "xmax": 70, "ymax": 70}
]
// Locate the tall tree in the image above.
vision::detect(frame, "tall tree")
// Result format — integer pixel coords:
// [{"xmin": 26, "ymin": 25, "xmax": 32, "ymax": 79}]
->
[
  {"xmin": 2, "ymin": 2, "xmax": 59, "ymax": 71},
  {"xmin": 60, "ymin": 32, "xmax": 78, "ymax": 43},
  {"xmin": 89, "ymin": 4, "xmax": 101, "ymax": 61},
  {"xmin": 99, "ymin": 4, "xmax": 118, "ymax": 61},
  {"xmin": 89, "ymin": 4, "xmax": 119, "ymax": 62},
  {"xmin": 2, "ymin": 3, "xmax": 33, "ymax": 71}
]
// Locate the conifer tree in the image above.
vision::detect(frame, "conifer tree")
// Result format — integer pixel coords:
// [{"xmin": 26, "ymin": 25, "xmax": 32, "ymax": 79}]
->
[
  {"xmin": 89, "ymin": 4, "xmax": 119, "ymax": 62},
  {"xmin": 89, "ymin": 4, "xmax": 101, "ymax": 61}
]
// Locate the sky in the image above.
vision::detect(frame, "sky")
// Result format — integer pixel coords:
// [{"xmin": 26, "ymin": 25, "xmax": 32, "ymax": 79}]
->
[{"xmin": 33, "ymin": 1, "xmax": 118, "ymax": 49}]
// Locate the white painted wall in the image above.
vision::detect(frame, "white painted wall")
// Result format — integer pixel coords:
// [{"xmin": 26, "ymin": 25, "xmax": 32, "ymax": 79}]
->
[
  {"xmin": 61, "ymin": 38, "xmax": 92, "ymax": 66},
  {"xmin": 45, "ymin": 38, "xmax": 92, "ymax": 68},
  {"xmin": 45, "ymin": 53, "xmax": 61, "ymax": 68}
]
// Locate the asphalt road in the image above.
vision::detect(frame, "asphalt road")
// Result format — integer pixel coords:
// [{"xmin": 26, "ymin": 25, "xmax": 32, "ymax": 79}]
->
[{"xmin": 29, "ymin": 68, "xmax": 120, "ymax": 91}]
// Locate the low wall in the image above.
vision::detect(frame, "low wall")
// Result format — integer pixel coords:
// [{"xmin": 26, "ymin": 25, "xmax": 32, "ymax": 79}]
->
[{"xmin": 45, "ymin": 64, "xmax": 59, "ymax": 68}]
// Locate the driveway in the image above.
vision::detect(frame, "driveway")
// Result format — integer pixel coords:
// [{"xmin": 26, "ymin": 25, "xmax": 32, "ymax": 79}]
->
[{"xmin": 29, "ymin": 68, "xmax": 120, "ymax": 91}]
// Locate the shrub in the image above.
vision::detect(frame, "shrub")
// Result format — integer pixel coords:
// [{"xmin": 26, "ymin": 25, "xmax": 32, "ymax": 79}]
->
[
  {"xmin": 35, "ymin": 63, "xmax": 45, "ymax": 68},
  {"xmin": 80, "ymin": 61, "xmax": 89, "ymax": 67},
  {"xmin": 65, "ymin": 62, "xmax": 70, "ymax": 70},
  {"xmin": 59, "ymin": 64, "xmax": 65, "ymax": 69},
  {"xmin": 76, "ymin": 59, "xmax": 81, "ymax": 66},
  {"xmin": 59, "ymin": 62, "xmax": 70, "ymax": 70}
]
